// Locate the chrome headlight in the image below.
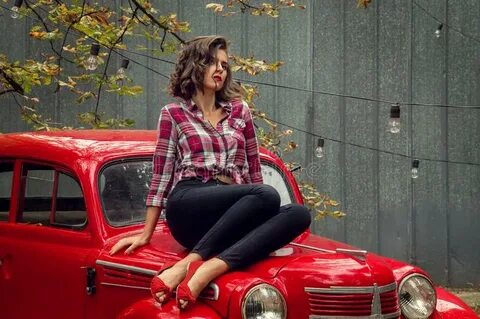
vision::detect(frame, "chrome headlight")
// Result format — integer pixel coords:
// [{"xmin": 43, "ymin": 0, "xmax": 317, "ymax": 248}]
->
[
  {"xmin": 399, "ymin": 274, "xmax": 436, "ymax": 319},
  {"xmin": 241, "ymin": 284, "xmax": 286, "ymax": 319}
]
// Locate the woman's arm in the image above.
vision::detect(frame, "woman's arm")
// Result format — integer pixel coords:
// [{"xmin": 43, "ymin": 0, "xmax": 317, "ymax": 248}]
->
[
  {"xmin": 110, "ymin": 106, "xmax": 178, "ymax": 255},
  {"xmin": 146, "ymin": 106, "xmax": 179, "ymax": 209},
  {"xmin": 242, "ymin": 101, "xmax": 263, "ymax": 184}
]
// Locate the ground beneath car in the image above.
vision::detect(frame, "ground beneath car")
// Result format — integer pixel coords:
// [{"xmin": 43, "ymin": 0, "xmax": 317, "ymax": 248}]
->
[{"xmin": 449, "ymin": 288, "xmax": 480, "ymax": 315}]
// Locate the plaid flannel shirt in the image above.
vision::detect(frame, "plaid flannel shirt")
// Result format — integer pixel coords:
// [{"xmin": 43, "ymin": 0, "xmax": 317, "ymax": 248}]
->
[{"xmin": 146, "ymin": 99, "xmax": 263, "ymax": 209}]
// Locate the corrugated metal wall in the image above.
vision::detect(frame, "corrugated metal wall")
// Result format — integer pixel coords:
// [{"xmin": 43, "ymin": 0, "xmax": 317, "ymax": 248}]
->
[{"xmin": 0, "ymin": 0, "xmax": 479, "ymax": 287}]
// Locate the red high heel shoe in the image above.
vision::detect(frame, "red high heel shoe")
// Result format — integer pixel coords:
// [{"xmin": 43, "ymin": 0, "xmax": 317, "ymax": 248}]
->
[
  {"xmin": 176, "ymin": 260, "xmax": 205, "ymax": 310},
  {"xmin": 150, "ymin": 261, "xmax": 177, "ymax": 303}
]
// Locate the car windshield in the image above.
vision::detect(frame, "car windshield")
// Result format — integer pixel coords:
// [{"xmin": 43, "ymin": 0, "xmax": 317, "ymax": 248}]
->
[{"xmin": 99, "ymin": 159, "xmax": 294, "ymax": 227}]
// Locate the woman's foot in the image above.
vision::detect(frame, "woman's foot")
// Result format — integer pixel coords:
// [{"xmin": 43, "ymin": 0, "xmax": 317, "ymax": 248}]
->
[
  {"xmin": 177, "ymin": 258, "xmax": 229, "ymax": 310},
  {"xmin": 152, "ymin": 254, "xmax": 202, "ymax": 303},
  {"xmin": 152, "ymin": 263, "xmax": 187, "ymax": 303}
]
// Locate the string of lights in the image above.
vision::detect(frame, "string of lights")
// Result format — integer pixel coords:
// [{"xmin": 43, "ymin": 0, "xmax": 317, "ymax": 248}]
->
[
  {"xmin": 258, "ymin": 115, "xmax": 480, "ymax": 168},
  {"xmin": 413, "ymin": 0, "xmax": 480, "ymax": 45},
  {"xmin": 1, "ymin": 2, "xmax": 480, "ymax": 172},
  {"xmin": 239, "ymin": 79, "xmax": 480, "ymax": 109}
]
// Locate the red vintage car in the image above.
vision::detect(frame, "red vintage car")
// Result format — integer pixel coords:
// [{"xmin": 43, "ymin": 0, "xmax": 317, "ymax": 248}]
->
[{"xmin": 0, "ymin": 130, "xmax": 477, "ymax": 319}]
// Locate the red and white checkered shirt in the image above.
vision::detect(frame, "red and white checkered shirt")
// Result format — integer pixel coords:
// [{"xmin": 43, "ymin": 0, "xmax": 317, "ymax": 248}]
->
[{"xmin": 146, "ymin": 99, "xmax": 263, "ymax": 208}]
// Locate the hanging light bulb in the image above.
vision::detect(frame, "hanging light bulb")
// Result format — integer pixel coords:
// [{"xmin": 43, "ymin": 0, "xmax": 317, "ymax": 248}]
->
[
  {"xmin": 116, "ymin": 59, "xmax": 129, "ymax": 78},
  {"xmin": 85, "ymin": 43, "xmax": 100, "ymax": 71},
  {"xmin": 315, "ymin": 138, "xmax": 325, "ymax": 158},
  {"xmin": 388, "ymin": 103, "xmax": 401, "ymax": 134},
  {"xmin": 11, "ymin": 0, "xmax": 23, "ymax": 19},
  {"xmin": 435, "ymin": 23, "xmax": 443, "ymax": 38},
  {"xmin": 411, "ymin": 159, "xmax": 419, "ymax": 179}
]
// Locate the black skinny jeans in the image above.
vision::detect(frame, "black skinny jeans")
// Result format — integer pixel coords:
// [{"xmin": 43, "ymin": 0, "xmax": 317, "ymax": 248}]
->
[{"xmin": 165, "ymin": 177, "xmax": 311, "ymax": 270}]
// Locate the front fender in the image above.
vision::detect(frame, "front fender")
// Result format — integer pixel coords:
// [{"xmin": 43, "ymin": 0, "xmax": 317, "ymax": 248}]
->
[
  {"xmin": 117, "ymin": 298, "xmax": 221, "ymax": 319},
  {"xmin": 431, "ymin": 287, "xmax": 478, "ymax": 318}
]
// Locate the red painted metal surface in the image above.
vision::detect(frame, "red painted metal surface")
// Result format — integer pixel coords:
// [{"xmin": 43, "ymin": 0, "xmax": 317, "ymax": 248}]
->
[{"xmin": 0, "ymin": 131, "xmax": 477, "ymax": 319}]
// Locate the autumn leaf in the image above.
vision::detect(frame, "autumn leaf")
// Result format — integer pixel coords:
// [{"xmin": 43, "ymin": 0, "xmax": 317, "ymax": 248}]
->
[
  {"xmin": 90, "ymin": 11, "xmax": 111, "ymax": 25},
  {"xmin": 326, "ymin": 200, "xmax": 338, "ymax": 206},
  {"xmin": 41, "ymin": 63, "xmax": 61, "ymax": 76},
  {"xmin": 357, "ymin": 0, "xmax": 372, "ymax": 9},
  {"xmin": 231, "ymin": 55, "xmax": 284, "ymax": 76},
  {"xmin": 76, "ymin": 91, "xmax": 95, "ymax": 103},
  {"xmin": 206, "ymin": 3, "xmax": 224, "ymax": 13},
  {"xmin": 29, "ymin": 31, "xmax": 48, "ymax": 39},
  {"xmin": 62, "ymin": 45, "xmax": 77, "ymax": 53}
]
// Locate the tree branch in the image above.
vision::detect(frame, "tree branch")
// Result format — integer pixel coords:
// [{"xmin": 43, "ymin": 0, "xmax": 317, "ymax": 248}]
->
[
  {"xmin": 57, "ymin": 0, "xmax": 87, "ymax": 70},
  {"xmin": 24, "ymin": 0, "xmax": 75, "ymax": 64},
  {"xmin": 160, "ymin": 28, "xmax": 167, "ymax": 52},
  {"xmin": 238, "ymin": 0, "xmax": 261, "ymax": 10},
  {"xmin": 130, "ymin": 0, "xmax": 185, "ymax": 44},
  {"xmin": 0, "ymin": 89, "xmax": 16, "ymax": 96},
  {"xmin": 128, "ymin": 0, "xmax": 148, "ymax": 26},
  {"xmin": 0, "ymin": 68, "xmax": 24, "ymax": 95},
  {"xmin": 11, "ymin": 93, "xmax": 45, "ymax": 128}
]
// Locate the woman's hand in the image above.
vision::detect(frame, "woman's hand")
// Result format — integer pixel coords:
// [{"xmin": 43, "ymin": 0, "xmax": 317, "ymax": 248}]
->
[
  {"xmin": 110, "ymin": 206, "xmax": 161, "ymax": 255},
  {"xmin": 109, "ymin": 235, "xmax": 150, "ymax": 255}
]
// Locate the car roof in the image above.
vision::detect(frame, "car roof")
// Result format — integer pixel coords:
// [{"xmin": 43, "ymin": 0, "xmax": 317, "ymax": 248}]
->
[
  {"xmin": 0, "ymin": 130, "xmax": 158, "ymax": 166},
  {"xmin": 0, "ymin": 130, "xmax": 276, "ymax": 167}
]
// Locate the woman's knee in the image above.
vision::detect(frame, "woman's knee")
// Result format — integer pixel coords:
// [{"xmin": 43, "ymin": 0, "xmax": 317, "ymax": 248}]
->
[
  {"xmin": 285, "ymin": 203, "xmax": 311, "ymax": 229},
  {"xmin": 251, "ymin": 184, "xmax": 281, "ymax": 211}
]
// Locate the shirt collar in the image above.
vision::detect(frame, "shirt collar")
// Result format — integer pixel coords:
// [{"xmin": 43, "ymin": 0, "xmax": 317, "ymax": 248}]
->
[{"xmin": 184, "ymin": 99, "xmax": 232, "ymax": 114}]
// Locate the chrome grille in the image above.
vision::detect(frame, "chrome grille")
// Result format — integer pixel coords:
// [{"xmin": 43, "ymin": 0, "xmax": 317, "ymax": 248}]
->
[{"xmin": 305, "ymin": 282, "xmax": 401, "ymax": 319}]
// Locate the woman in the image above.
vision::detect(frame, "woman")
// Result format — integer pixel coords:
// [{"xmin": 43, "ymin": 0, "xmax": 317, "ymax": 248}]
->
[{"xmin": 110, "ymin": 35, "xmax": 311, "ymax": 310}]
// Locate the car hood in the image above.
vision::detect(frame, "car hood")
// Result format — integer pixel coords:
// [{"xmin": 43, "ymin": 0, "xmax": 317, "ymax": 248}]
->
[{"xmin": 100, "ymin": 228, "xmax": 393, "ymax": 283}]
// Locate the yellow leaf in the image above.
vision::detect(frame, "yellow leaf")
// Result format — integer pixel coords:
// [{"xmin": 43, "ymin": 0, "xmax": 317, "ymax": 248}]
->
[
  {"xmin": 206, "ymin": 3, "xmax": 224, "ymax": 13},
  {"xmin": 329, "ymin": 200, "xmax": 339, "ymax": 206},
  {"xmin": 29, "ymin": 31, "xmax": 47, "ymax": 39},
  {"xmin": 357, "ymin": 0, "xmax": 372, "ymax": 9},
  {"xmin": 62, "ymin": 45, "xmax": 76, "ymax": 53}
]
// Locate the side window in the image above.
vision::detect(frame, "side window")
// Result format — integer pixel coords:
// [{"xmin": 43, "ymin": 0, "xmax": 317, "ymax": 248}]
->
[
  {"xmin": 0, "ymin": 162, "xmax": 14, "ymax": 222},
  {"xmin": 20, "ymin": 163, "xmax": 87, "ymax": 229}
]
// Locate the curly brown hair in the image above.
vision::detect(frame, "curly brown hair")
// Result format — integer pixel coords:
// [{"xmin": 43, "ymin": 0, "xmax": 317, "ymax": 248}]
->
[{"xmin": 168, "ymin": 35, "xmax": 243, "ymax": 102}]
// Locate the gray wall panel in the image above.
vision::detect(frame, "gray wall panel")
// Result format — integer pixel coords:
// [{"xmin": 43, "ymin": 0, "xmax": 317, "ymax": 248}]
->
[
  {"xmin": 414, "ymin": 162, "xmax": 448, "ymax": 284},
  {"xmin": 378, "ymin": 155, "xmax": 410, "ymax": 261},
  {"xmin": 345, "ymin": 147, "xmax": 378, "ymax": 251},
  {"xmin": 343, "ymin": 1, "xmax": 378, "ymax": 251},
  {"xmin": 276, "ymin": 5, "xmax": 311, "ymax": 173},
  {"xmin": 245, "ymin": 13, "xmax": 277, "ymax": 119},
  {"xmin": 448, "ymin": 165, "xmax": 480, "ymax": 287},
  {"xmin": 411, "ymin": 0, "xmax": 449, "ymax": 285},
  {"xmin": 311, "ymin": 0, "xmax": 346, "ymax": 241},
  {"xmin": 377, "ymin": 1, "xmax": 410, "ymax": 260},
  {"xmin": 446, "ymin": 0, "xmax": 480, "ymax": 287}
]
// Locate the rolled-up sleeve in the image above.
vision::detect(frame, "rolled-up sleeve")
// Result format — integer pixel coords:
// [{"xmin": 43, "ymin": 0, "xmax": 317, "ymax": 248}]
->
[
  {"xmin": 242, "ymin": 101, "xmax": 263, "ymax": 184},
  {"xmin": 146, "ymin": 106, "xmax": 178, "ymax": 208}
]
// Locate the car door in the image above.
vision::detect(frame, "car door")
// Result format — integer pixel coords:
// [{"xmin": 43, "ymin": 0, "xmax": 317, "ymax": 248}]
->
[{"xmin": 0, "ymin": 160, "xmax": 92, "ymax": 318}]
